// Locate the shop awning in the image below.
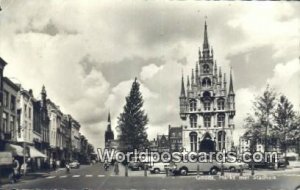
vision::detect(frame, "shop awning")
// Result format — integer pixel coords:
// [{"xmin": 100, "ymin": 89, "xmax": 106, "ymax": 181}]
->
[
  {"xmin": 5, "ymin": 143, "xmax": 26, "ymax": 157},
  {"xmin": 28, "ymin": 146, "xmax": 47, "ymax": 158}
]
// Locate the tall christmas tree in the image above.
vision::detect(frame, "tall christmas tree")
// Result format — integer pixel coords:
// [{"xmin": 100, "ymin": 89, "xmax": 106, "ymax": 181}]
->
[{"xmin": 117, "ymin": 78, "xmax": 149, "ymax": 152}]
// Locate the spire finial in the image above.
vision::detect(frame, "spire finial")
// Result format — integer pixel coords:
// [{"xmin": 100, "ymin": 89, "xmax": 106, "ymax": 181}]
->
[
  {"xmin": 223, "ymin": 73, "xmax": 227, "ymax": 89},
  {"xmin": 187, "ymin": 75, "xmax": 190, "ymax": 89},
  {"xmin": 229, "ymin": 67, "xmax": 235, "ymax": 95},
  {"xmin": 180, "ymin": 71, "xmax": 186, "ymax": 97},
  {"xmin": 203, "ymin": 18, "xmax": 209, "ymax": 50},
  {"xmin": 108, "ymin": 111, "xmax": 111, "ymax": 123},
  {"xmin": 191, "ymin": 69, "xmax": 195, "ymax": 84}
]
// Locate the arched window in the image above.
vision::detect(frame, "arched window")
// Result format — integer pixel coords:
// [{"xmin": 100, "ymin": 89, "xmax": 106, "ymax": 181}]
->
[
  {"xmin": 204, "ymin": 115, "xmax": 211, "ymax": 128},
  {"xmin": 203, "ymin": 64, "xmax": 210, "ymax": 74},
  {"xmin": 189, "ymin": 99, "xmax": 197, "ymax": 111},
  {"xmin": 204, "ymin": 100, "xmax": 210, "ymax": 111},
  {"xmin": 190, "ymin": 114, "xmax": 197, "ymax": 128},
  {"xmin": 190, "ymin": 132, "xmax": 197, "ymax": 152},
  {"xmin": 217, "ymin": 131, "xmax": 226, "ymax": 150},
  {"xmin": 217, "ymin": 98, "xmax": 225, "ymax": 110},
  {"xmin": 203, "ymin": 91, "xmax": 211, "ymax": 111},
  {"xmin": 217, "ymin": 114, "xmax": 225, "ymax": 127},
  {"xmin": 202, "ymin": 77, "xmax": 211, "ymax": 87}
]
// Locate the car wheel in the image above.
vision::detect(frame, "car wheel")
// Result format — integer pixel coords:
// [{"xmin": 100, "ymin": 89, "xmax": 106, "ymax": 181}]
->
[
  {"xmin": 210, "ymin": 167, "xmax": 218, "ymax": 175},
  {"xmin": 180, "ymin": 167, "xmax": 188, "ymax": 176},
  {"xmin": 154, "ymin": 168, "xmax": 160, "ymax": 174},
  {"xmin": 229, "ymin": 167, "xmax": 236, "ymax": 172}
]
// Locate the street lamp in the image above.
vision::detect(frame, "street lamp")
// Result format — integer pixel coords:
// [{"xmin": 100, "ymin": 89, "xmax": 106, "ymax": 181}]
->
[{"xmin": 221, "ymin": 130, "xmax": 224, "ymax": 176}]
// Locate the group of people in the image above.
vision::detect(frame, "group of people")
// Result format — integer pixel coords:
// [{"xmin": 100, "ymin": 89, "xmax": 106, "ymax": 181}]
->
[{"xmin": 104, "ymin": 160, "xmax": 119, "ymax": 175}]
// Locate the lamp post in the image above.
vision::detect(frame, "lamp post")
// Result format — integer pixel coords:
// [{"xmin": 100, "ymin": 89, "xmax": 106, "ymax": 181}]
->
[
  {"xmin": 23, "ymin": 141, "xmax": 27, "ymax": 176},
  {"xmin": 250, "ymin": 134, "xmax": 255, "ymax": 176},
  {"xmin": 221, "ymin": 130, "xmax": 224, "ymax": 176}
]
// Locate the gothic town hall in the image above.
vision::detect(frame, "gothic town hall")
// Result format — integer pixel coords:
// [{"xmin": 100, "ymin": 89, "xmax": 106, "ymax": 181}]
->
[{"xmin": 179, "ymin": 22, "xmax": 236, "ymax": 152}]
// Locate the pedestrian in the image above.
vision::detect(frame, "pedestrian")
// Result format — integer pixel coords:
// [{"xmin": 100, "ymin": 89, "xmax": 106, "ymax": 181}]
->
[
  {"xmin": 65, "ymin": 162, "xmax": 70, "ymax": 174},
  {"xmin": 52, "ymin": 159, "xmax": 57, "ymax": 171},
  {"xmin": 104, "ymin": 160, "xmax": 109, "ymax": 171},
  {"xmin": 114, "ymin": 161, "xmax": 119, "ymax": 175},
  {"xmin": 11, "ymin": 158, "xmax": 19, "ymax": 183}
]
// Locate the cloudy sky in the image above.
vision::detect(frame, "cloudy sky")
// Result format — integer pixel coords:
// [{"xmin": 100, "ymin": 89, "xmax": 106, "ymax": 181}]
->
[{"xmin": 0, "ymin": 1, "xmax": 299, "ymax": 148}]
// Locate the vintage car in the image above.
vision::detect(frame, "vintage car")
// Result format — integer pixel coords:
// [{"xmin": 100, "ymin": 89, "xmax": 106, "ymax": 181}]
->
[
  {"xmin": 169, "ymin": 159, "xmax": 221, "ymax": 175},
  {"xmin": 149, "ymin": 162, "xmax": 169, "ymax": 174}
]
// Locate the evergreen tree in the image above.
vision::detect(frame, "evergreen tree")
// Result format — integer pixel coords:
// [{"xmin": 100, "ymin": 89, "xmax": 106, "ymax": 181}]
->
[{"xmin": 117, "ymin": 78, "xmax": 149, "ymax": 152}]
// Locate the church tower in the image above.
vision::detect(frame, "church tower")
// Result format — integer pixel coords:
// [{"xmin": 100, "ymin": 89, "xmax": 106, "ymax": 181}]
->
[
  {"xmin": 105, "ymin": 112, "xmax": 114, "ymax": 148},
  {"xmin": 179, "ymin": 21, "xmax": 235, "ymax": 152}
]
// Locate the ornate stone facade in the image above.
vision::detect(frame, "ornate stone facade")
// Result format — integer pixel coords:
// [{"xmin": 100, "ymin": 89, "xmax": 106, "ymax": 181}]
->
[{"xmin": 179, "ymin": 22, "xmax": 236, "ymax": 152}]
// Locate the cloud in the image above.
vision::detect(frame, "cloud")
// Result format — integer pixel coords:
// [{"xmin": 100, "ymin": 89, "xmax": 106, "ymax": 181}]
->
[
  {"xmin": 268, "ymin": 59, "xmax": 300, "ymax": 109},
  {"xmin": 140, "ymin": 64, "xmax": 164, "ymax": 81}
]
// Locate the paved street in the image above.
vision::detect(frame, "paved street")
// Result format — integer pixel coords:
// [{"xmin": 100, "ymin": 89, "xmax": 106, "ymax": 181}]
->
[{"xmin": 2, "ymin": 163, "xmax": 300, "ymax": 190}]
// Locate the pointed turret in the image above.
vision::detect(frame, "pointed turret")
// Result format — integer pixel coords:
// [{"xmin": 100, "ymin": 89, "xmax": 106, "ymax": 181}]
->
[
  {"xmin": 223, "ymin": 73, "xmax": 227, "ymax": 92},
  {"xmin": 180, "ymin": 73, "xmax": 186, "ymax": 97},
  {"xmin": 228, "ymin": 68, "xmax": 236, "ymax": 114},
  {"xmin": 219, "ymin": 67, "xmax": 222, "ymax": 84},
  {"xmin": 195, "ymin": 62, "xmax": 199, "ymax": 83},
  {"xmin": 199, "ymin": 47, "xmax": 202, "ymax": 59},
  {"xmin": 191, "ymin": 69, "xmax": 195, "ymax": 85},
  {"xmin": 187, "ymin": 75, "xmax": 190, "ymax": 90},
  {"xmin": 108, "ymin": 112, "xmax": 111, "ymax": 123},
  {"xmin": 229, "ymin": 68, "xmax": 235, "ymax": 95},
  {"xmin": 180, "ymin": 73, "xmax": 187, "ymax": 119},
  {"xmin": 214, "ymin": 61, "xmax": 218, "ymax": 76},
  {"xmin": 203, "ymin": 21, "xmax": 209, "ymax": 50}
]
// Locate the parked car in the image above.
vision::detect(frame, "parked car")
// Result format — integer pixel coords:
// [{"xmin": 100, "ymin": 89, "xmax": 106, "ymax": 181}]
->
[
  {"xmin": 223, "ymin": 161, "xmax": 248, "ymax": 172},
  {"xmin": 150, "ymin": 162, "xmax": 169, "ymax": 174},
  {"xmin": 69, "ymin": 160, "xmax": 80, "ymax": 169},
  {"xmin": 128, "ymin": 161, "xmax": 143, "ymax": 171},
  {"xmin": 247, "ymin": 155, "xmax": 288, "ymax": 169},
  {"xmin": 169, "ymin": 159, "xmax": 221, "ymax": 175}
]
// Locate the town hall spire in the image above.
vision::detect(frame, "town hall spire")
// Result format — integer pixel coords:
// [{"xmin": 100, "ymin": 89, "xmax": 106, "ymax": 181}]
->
[{"xmin": 203, "ymin": 20, "xmax": 209, "ymax": 50}]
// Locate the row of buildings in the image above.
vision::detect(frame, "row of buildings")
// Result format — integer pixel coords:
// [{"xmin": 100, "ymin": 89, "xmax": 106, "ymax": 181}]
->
[{"xmin": 0, "ymin": 58, "xmax": 94, "ymax": 171}]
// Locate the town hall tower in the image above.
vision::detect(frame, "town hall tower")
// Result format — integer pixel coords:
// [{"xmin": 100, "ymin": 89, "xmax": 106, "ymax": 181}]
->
[{"xmin": 179, "ymin": 21, "xmax": 236, "ymax": 152}]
